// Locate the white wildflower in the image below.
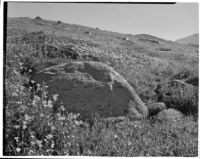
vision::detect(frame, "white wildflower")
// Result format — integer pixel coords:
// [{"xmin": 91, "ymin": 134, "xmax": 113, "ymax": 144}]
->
[
  {"xmin": 18, "ymin": 62, "xmax": 23, "ymax": 65},
  {"xmin": 58, "ymin": 116, "xmax": 66, "ymax": 121},
  {"xmin": 24, "ymin": 114, "xmax": 32, "ymax": 121},
  {"xmin": 37, "ymin": 140, "xmax": 43, "ymax": 148},
  {"xmin": 67, "ymin": 143, "xmax": 71, "ymax": 146},
  {"xmin": 20, "ymin": 86, "xmax": 25, "ymax": 91},
  {"xmin": 113, "ymin": 134, "xmax": 118, "ymax": 139},
  {"xmin": 57, "ymin": 113, "xmax": 66, "ymax": 121},
  {"xmin": 30, "ymin": 80, "xmax": 36, "ymax": 84},
  {"xmin": 16, "ymin": 101, "xmax": 22, "ymax": 104},
  {"xmin": 60, "ymin": 105, "xmax": 65, "ymax": 111},
  {"xmin": 16, "ymin": 148, "xmax": 21, "ymax": 153},
  {"xmin": 23, "ymin": 121, "xmax": 27, "ymax": 129},
  {"xmin": 32, "ymin": 99, "xmax": 38, "ymax": 106},
  {"xmin": 43, "ymin": 91, "xmax": 48, "ymax": 98},
  {"xmin": 14, "ymin": 125, "xmax": 20, "ymax": 129},
  {"xmin": 47, "ymin": 100, "xmax": 53, "ymax": 108},
  {"xmin": 52, "ymin": 93, "xmax": 59, "ymax": 101},
  {"xmin": 12, "ymin": 92, "xmax": 18, "ymax": 97},
  {"xmin": 46, "ymin": 134, "xmax": 53, "ymax": 139},
  {"xmin": 28, "ymin": 150, "xmax": 34, "ymax": 155},
  {"xmin": 51, "ymin": 142, "xmax": 55, "ymax": 148},
  {"xmin": 51, "ymin": 126, "xmax": 56, "ymax": 131},
  {"xmin": 40, "ymin": 113, "xmax": 44, "ymax": 117},
  {"xmin": 14, "ymin": 137, "xmax": 19, "ymax": 142},
  {"xmin": 33, "ymin": 95, "xmax": 40, "ymax": 101},
  {"xmin": 42, "ymin": 100, "xmax": 48, "ymax": 107},
  {"xmin": 36, "ymin": 83, "xmax": 41, "ymax": 87}
]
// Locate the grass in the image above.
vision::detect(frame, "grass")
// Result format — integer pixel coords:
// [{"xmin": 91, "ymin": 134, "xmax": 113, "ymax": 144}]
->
[
  {"xmin": 4, "ymin": 17, "xmax": 199, "ymax": 156},
  {"xmin": 4, "ymin": 73, "xmax": 198, "ymax": 156},
  {"xmin": 4, "ymin": 77, "xmax": 198, "ymax": 156}
]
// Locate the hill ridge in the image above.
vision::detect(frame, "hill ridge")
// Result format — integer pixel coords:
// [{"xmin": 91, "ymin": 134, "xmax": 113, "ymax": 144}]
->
[{"xmin": 175, "ymin": 33, "xmax": 199, "ymax": 45}]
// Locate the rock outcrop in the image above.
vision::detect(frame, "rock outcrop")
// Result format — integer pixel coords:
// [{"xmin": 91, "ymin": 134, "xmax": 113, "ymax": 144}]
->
[{"xmin": 33, "ymin": 61, "xmax": 148, "ymax": 120}]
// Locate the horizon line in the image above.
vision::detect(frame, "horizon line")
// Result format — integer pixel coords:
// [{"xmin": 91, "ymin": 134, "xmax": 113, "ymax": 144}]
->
[{"xmin": 7, "ymin": 16, "xmax": 199, "ymax": 41}]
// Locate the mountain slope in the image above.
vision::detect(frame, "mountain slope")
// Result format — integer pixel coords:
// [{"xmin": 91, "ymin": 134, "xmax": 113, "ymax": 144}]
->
[
  {"xmin": 175, "ymin": 34, "xmax": 199, "ymax": 45},
  {"xmin": 6, "ymin": 17, "xmax": 198, "ymax": 102},
  {"xmin": 5, "ymin": 17, "xmax": 199, "ymax": 156}
]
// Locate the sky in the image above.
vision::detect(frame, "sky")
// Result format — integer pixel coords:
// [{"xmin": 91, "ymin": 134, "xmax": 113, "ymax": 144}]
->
[{"xmin": 7, "ymin": 2, "xmax": 199, "ymax": 41}]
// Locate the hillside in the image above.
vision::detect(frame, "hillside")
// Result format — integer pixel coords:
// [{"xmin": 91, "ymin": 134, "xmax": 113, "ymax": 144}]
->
[
  {"xmin": 5, "ymin": 17, "xmax": 198, "ymax": 156},
  {"xmin": 175, "ymin": 33, "xmax": 199, "ymax": 46},
  {"xmin": 7, "ymin": 17, "xmax": 198, "ymax": 97}
]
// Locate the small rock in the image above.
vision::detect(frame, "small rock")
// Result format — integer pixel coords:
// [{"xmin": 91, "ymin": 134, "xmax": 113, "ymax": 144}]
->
[
  {"xmin": 85, "ymin": 31, "xmax": 93, "ymax": 35},
  {"xmin": 156, "ymin": 108, "xmax": 184, "ymax": 122},
  {"xmin": 124, "ymin": 37, "xmax": 129, "ymax": 41},
  {"xmin": 34, "ymin": 16, "xmax": 42, "ymax": 20},
  {"xmin": 147, "ymin": 102, "xmax": 166, "ymax": 116}
]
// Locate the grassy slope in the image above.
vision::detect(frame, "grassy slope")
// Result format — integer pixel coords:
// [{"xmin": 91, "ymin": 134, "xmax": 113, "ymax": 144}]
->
[
  {"xmin": 7, "ymin": 17, "xmax": 198, "ymax": 101},
  {"xmin": 5, "ymin": 17, "xmax": 199, "ymax": 156},
  {"xmin": 175, "ymin": 33, "xmax": 199, "ymax": 45}
]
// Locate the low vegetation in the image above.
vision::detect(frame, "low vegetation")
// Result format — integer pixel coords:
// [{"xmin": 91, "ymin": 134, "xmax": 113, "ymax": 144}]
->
[{"xmin": 4, "ymin": 17, "xmax": 198, "ymax": 156}]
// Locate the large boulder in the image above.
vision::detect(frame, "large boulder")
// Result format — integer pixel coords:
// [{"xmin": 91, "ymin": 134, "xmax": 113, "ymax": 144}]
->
[{"xmin": 33, "ymin": 61, "xmax": 148, "ymax": 120}]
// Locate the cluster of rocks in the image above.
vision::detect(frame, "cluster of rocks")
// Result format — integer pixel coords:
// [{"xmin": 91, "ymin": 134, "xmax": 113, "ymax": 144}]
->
[{"xmin": 33, "ymin": 61, "xmax": 191, "ymax": 123}]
